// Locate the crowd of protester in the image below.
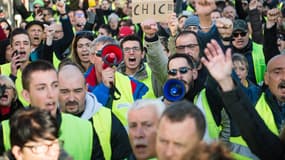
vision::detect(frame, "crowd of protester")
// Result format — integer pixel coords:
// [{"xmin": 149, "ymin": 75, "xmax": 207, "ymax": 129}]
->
[{"xmin": 0, "ymin": 0, "xmax": 285, "ymax": 159}]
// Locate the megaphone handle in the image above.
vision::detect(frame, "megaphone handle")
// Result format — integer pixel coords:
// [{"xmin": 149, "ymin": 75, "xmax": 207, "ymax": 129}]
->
[{"xmin": 112, "ymin": 84, "xmax": 121, "ymax": 100}]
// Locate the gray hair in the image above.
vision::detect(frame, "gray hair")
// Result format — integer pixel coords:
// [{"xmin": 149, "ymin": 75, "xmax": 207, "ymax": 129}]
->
[
  {"xmin": 0, "ymin": 75, "xmax": 17, "ymax": 100},
  {"xmin": 128, "ymin": 99, "xmax": 166, "ymax": 118},
  {"xmin": 91, "ymin": 35, "xmax": 118, "ymax": 47},
  {"xmin": 108, "ymin": 13, "xmax": 120, "ymax": 22}
]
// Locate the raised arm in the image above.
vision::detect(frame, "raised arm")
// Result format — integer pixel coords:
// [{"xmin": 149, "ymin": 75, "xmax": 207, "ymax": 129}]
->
[{"xmin": 202, "ymin": 40, "xmax": 285, "ymax": 160}]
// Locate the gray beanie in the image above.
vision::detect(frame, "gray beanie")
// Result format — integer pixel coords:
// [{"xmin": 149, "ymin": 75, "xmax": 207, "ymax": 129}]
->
[{"xmin": 184, "ymin": 15, "xmax": 200, "ymax": 29}]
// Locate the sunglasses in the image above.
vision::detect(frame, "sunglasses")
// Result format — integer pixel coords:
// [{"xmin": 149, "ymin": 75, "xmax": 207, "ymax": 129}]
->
[
  {"xmin": 277, "ymin": 34, "xmax": 285, "ymax": 41},
  {"xmin": 232, "ymin": 32, "xmax": 247, "ymax": 38},
  {"xmin": 168, "ymin": 66, "xmax": 192, "ymax": 76},
  {"xmin": 94, "ymin": 50, "xmax": 102, "ymax": 57}
]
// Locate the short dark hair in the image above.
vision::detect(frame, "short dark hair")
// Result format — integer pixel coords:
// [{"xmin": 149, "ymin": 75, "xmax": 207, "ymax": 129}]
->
[
  {"xmin": 167, "ymin": 53, "xmax": 196, "ymax": 70},
  {"xmin": 161, "ymin": 100, "xmax": 206, "ymax": 139},
  {"xmin": 99, "ymin": 24, "xmax": 112, "ymax": 35},
  {"xmin": 22, "ymin": 60, "xmax": 56, "ymax": 90},
  {"xmin": 10, "ymin": 107, "xmax": 59, "ymax": 148},
  {"xmin": 9, "ymin": 28, "xmax": 30, "ymax": 46},
  {"xmin": 120, "ymin": 35, "xmax": 143, "ymax": 52},
  {"xmin": 175, "ymin": 30, "xmax": 202, "ymax": 58},
  {"xmin": 25, "ymin": 20, "xmax": 44, "ymax": 31}
]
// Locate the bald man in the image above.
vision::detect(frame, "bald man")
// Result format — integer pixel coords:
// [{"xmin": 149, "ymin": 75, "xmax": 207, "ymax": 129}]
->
[
  {"xmin": 58, "ymin": 61, "xmax": 132, "ymax": 159},
  {"xmin": 58, "ymin": 62, "xmax": 103, "ymax": 119},
  {"xmin": 202, "ymin": 40, "xmax": 285, "ymax": 159}
]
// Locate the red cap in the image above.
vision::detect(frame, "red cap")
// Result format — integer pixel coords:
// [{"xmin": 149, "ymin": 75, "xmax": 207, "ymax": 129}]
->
[{"xmin": 118, "ymin": 26, "xmax": 134, "ymax": 39}]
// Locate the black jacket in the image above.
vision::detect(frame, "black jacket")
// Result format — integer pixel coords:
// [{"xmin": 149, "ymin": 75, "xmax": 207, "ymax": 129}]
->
[{"xmin": 220, "ymin": 86, "xmax": 285, "ymax": 160}]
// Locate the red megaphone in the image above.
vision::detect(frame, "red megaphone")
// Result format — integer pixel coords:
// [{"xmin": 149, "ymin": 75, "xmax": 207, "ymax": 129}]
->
[{"xmin": 101, "ymin": 44, "xmax": 123, "ymax": 69}]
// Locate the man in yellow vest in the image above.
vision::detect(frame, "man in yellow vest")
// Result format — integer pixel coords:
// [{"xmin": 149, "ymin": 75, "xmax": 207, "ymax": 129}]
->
[
  {"xmin": 0, "ymin": 61, "xmax": 94, "ymax": 160},
  {"xmin": 118, "ymin": 34, "xmax": 166, "ymax": 98},
  {"xmin": 127, "ymin": 99, "xmax": 166, "ymax": 160},
  {"xmin": 202, "ymin": 39, "xmax": 285, "ymax": 160},
  {"xmin": 85, "ymin": 36, "xmax": 148, "ymax": 126},
  {"xmin": 0, "ymin": 28, "xmax": 32, "ymax": 106},
  {"xmin": 58, "ymin": 62, "xmax": 132, "ymax": 159},
  {"xmin": 156, "ymin": 100, "xmax": 206, "ymax": 160},
  {"xmin": 231, "ymin": 19, "xmax": 266, "ymax": 84}
]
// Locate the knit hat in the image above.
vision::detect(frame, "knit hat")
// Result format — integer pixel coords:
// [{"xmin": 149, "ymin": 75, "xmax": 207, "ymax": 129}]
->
[
  {"xmin": 233, "ymin": 19, "xmax": 248, "ymax": 32},
  {"xmin": 184, "ymin": 15, "xmax": 200, "ymax": 29},
  {"xmin": 118, "ymin": 26, "xmax": 134, "ymax": 39},
  {"xmin": 33, "ymin": 0, "xmax": 44, "ymax": 7}
]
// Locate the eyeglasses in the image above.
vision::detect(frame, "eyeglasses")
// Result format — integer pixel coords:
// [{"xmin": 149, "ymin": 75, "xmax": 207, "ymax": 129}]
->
[
  {"xmin": 232, "ymin": 32, "xmax": 247, "ymax": 38},
  {"xmin": 23, "ymin": 140, "xmax": 63, "ymax": 154},
  {"xmin": 168, "ymin": 66, "xmax": 192, "ymax": 76},
  {"xmin": 176, "ymin": 44, "xmax": 198, "ymax": 50},
  {"xmin": 75, "ymin": 13, "xmax": 85, "ymax": 18},
  {"xmin": 123, "ymin": 46, "xmax": 141, "ymax": 53}
]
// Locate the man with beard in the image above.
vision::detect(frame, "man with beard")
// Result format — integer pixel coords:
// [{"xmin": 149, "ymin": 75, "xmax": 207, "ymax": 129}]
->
[
  {"xmin": 58, "ymin": 62, "xmax": 132, "ymax": 159},
  {"xmin": 127, "ymin": 99, "xmax": 165, "ymax": 160},
  {"xmin": 202, "ymin": 39, "xmax": 285, "ymax": 160}
]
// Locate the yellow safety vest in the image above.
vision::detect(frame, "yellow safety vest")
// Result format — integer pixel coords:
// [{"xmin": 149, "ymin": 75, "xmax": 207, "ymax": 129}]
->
[
  {"xmin": 229, "ymin": 93, "xmax": 277, "ymax": 160},
  {"xmin": 53, "ymin": 52, "xmax": 61, "ymax": 69},
  {"xmin": 92, "ymin": 107, "xmax": 112, "ymax": 160},
  {"xmin": 141, "ymin": 63, "xmax": 156, "ymax": 99},
  {"xmin": 252, "ymin": 42, "xmax": 266, "ymax": 83},
  {"xmin": 2, "ymin": 113, "xmax": 93, "ymax": 160},
  {"xmin": 255, "ymin": 93, "xmax": 279, "ymax": 135},
  {"xmin": 194, "ymin": 89, "xmax": 220, "ymax": 139},
  {"xmin": 112, "ymin": 72, "xmax": 134, "ymax": 126}
]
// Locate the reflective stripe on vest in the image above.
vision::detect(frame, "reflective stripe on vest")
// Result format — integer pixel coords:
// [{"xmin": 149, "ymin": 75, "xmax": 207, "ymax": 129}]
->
[
  {"xmin": 104, "ymin": 15, "xmax": 108, "ymax": 24},
  {"xmin": 228, "ymin": 93, "xmax": 276, "ymax": 160},
  {"xmin": 112, "ymin": 72, "xmax": 134, "ymax": 126},
  {"xmin": 231, "ymin": 152, "xmax": 253, "ymax": 160},
  {"xmin": 141, "ymin": 63, "xmax": 156, "ymax": 99},
  {"xmin": 2, "ymin": 120, "xmax": 10, "ymax": 150},
  {"xmin": 252, "ymin": 42, "xmax": 266, "ymax": 83},
  {"xmin": 92, "ymin": 107, "xmax": 112, "ymax": 160},
  {"xmin": 0, "ymin": 63, "xmax": 29, "ymax": 106},
  {"xmin": 194, "ymin": 89, "xmax": 220, "ymax": 140},
  {"xmin": 229, "ymin": 136, "xmax": 259, "ymax": 160},
  {"xmin": 255, "ymin": 93, "xmax": 279, "ymax": 135},
  {"xmin": 2, "ymin": 114, "xmax": 93, "ymax": 160}
]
